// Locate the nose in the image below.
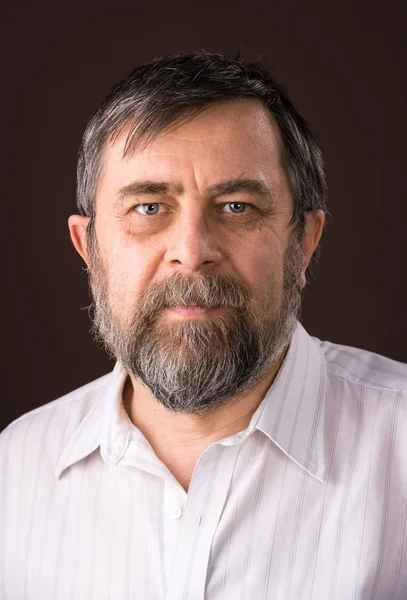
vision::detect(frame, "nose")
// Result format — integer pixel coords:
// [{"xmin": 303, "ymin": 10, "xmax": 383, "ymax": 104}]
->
[{"xmin": 164, "ymin": 210, "xmax": 222, "ymax": 272}]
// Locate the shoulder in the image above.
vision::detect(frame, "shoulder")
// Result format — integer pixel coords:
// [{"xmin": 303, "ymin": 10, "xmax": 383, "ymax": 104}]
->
[
  {"xmin": 313, "ymin": 335, "xmax": 407, "ymax": 394},
  {"xmin": 0, "ymin": 370, "xmax": 113, "ymax": 457}
]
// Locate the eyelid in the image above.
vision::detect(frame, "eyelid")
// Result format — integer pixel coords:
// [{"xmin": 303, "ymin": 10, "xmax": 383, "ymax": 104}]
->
[
  {"xmin": 133, "ymin": 202, "xmax": 168, "ymax": 214},
  {"xmin": 220, "ymin": 201, "xmax": 255, "ymax": 212}
]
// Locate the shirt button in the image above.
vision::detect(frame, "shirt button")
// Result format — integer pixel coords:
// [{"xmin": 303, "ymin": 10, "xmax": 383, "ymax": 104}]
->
[{"xmin": 169, "ymin": 506, "xmax": 183, "ymax": 520}]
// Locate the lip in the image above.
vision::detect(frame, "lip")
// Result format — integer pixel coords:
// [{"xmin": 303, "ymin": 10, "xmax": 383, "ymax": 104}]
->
[{"xmin": 165, "ymin": 305, "xmax": 226, "ymax": 318}]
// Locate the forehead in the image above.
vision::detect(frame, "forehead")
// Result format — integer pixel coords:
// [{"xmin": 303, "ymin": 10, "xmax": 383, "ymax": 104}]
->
[{"xmin": 97, "ymin": 99, "xmax": 288, "ymax": 199}]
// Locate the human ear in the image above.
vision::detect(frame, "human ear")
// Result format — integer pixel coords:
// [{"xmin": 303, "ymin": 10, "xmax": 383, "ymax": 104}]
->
[
  {"xmin": 301, "ymin": 210, "xmax": 325, "ymax": 287},
  {"xmin": 68, "ymin": 214, "xmax": 91, "ymax": 268}
]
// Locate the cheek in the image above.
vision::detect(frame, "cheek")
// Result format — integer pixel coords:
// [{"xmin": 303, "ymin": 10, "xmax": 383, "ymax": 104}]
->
[
  {"xmin": 103, "ymin": 245, "xmax": 152, "ymax": 309},
  {"xmin": 235, "ymin": 242, "xmax": 285, "ymax": 296}
]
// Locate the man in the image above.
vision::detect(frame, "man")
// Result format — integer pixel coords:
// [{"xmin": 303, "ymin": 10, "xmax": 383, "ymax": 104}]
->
[{"xmin": 1, "ymin": 52, "xmax": 406, "ymax": 600}]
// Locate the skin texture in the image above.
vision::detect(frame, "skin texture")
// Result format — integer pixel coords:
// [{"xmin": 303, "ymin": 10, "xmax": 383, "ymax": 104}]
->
[{"xmin": 69, "ymin": 98, "xmax": 324, "ymax": 491}]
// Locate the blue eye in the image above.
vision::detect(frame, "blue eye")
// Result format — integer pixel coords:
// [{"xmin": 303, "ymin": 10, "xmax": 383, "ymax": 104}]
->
[
  {"xmin": 227, "ymin": 202, "xmax": 248, "ymax": 213},
  {"xmin": 135, "ymin": 203, "xmax": 160, "ymax": 215}
]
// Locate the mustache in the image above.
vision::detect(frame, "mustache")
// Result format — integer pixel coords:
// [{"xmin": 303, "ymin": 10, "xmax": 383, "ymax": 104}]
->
[{"xmin": 135, "ymin": 272, "xmax": 251, "ymax": 314}]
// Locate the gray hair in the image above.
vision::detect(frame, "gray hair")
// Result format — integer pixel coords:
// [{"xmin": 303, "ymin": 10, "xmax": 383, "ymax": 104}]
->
[{"xmin": 77, "ymin": 51, "xmax": 328, "ymax": 281}]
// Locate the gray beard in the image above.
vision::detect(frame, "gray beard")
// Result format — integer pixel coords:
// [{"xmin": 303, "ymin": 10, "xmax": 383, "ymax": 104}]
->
[{"xmin": 87, "ymin": 234, "xmax": 304, "ymax": 417}]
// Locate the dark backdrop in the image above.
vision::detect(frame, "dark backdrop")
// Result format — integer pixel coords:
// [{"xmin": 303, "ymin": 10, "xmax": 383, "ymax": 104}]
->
[{"xmin": 1, "ymin": 0, "xmax": 406, "ymax": 432}]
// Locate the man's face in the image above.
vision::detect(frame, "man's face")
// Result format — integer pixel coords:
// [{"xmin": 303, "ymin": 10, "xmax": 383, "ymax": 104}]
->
[{"xmin": 85, "ymin": 99, "xmax": 306, "ymax": 415}]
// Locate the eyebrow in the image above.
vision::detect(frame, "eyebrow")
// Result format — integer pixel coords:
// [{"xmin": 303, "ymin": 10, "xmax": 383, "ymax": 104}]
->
[
  {"xmin": 207, "ymin": 178, "xmax": 275, "ymax": 203},
  {"xmin": 114, "ymin": 177, "xmax": 275, "ymax": 208},
  {"xmin": 115, "ymin": 181, "xmax": 183, "ymax": 207}
]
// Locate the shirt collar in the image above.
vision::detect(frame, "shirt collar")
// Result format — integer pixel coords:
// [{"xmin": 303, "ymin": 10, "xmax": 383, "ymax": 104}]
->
[
  {"xmin": 55, "ymin": 320, "xmax": 326, "ymax": 482},
  {"xmin": 55, "ymin": 361, "xmax": 130, "ymax": 479},
  {"xmin": 251, "ymin": 320, "xmax": 327, "ymax": 482}
]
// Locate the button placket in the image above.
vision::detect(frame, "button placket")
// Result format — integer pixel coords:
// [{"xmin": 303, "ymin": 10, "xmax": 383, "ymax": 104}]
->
[
  {"xmin": 163, "ymin": 480, "xmax": 186, "ymax": 591},
  {"xmin": 166, "ymin": 443, "xmax": 240, "ymax": 600}
]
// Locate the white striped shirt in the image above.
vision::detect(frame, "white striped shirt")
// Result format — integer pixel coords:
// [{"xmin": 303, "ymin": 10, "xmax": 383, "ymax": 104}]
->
[{"xmin": 1, "ymin": 320, "xmax": 407, "ymax": 599}]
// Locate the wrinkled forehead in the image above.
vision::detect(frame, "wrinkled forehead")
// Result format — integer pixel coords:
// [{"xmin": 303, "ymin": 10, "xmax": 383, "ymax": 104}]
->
[{"xmin": 97, "ymin": 98, "xmax": 289, "ymax": 201}]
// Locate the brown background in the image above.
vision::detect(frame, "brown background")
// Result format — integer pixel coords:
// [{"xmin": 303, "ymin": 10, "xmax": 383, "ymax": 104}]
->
[{"xmin": 1, "ymin": 0, "xmax": 406, "ymax": 432}]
